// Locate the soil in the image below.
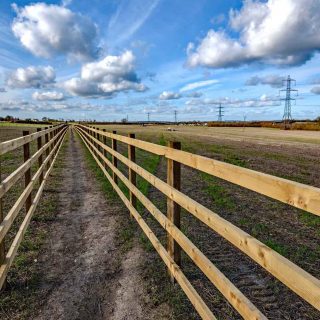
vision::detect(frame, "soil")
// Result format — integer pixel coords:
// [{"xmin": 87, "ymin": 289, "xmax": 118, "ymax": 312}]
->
[{"xmin": 30, "ymin": 129, "xmax": 164, "ymax": 320}]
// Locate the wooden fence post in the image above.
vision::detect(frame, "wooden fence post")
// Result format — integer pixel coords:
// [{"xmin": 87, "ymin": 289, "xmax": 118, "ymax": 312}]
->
[
  {"xmin": 167, "ymin": 141, "xmax": 181, "ymax": 282},
  {"xmin": 97, "ymin": 130, "xmax": 101, "ymax": 155},
  {"xmin": 112, "ymin": 131, "xmax": 118, "ymax": 184},
  {"xmin": 54, "ymin": 127, "xmax": 59, "ymax": 155},
  {"xmin": 87, "ymin": 127, "xmax": 90, "ymax": 142},
  {"xmin": 44, "ymin": 127, "xmax": 49, "ymax": 170},
  {"xmin": 52, "ymin": 129, "xmax": 56, "ymax": 155},
  {"xmin": 102, "ymin": 129, "xmax": 107, "ymax": 169},
  {"xmin": 53, "ymin": 128, "xmax": 57, "ymax": 154},
  {"xmin": 37, "ymin": 128, "xmax": 43, "ymax": 183},
  {"xmin": 0, "ymin": 155, "xmax": 5, "ymax": 290},
  {"xmin": 23, "ymin": 131, "xmax": 32, "ymax": 212},
  {"xmin": 49, "ymin": 130, "xmax": 54, "ymax": 165},
  {"xmin": 93, "ymin": 127, "xmax": 97, "ymax": 153},
  {"xmin": 128, "ymin": 133, "xmax": 137, "ymax": 215},
  {"xmin": 95, "ymin": 127, "xmax": 99, "ymax": 154}
]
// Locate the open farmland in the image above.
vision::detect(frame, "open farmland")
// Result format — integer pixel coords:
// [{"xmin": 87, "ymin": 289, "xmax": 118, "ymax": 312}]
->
[
  {"xmin": 95, "ymin": 124, "xmax": 320, "ymax": 146},
  {"xmin": 1, "ymin": 123, "xmax": 320, "ymax": 320},
  {"xmin": 92, "ymin": 124, "xmax": 320, "ymax": 319}
]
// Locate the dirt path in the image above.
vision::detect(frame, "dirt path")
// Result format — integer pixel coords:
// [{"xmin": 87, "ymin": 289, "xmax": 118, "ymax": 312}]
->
[{"xmin": 33, "ymin": 129, "xmax": 151, "ymax": 320}]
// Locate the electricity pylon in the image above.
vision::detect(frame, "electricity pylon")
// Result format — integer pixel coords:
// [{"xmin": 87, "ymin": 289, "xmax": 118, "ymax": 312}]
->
[
  {"xmin": 174, "ymin": 110, "xmax": 178, "ymax": 123},
  {"xmin": 217, "ymin": 103, "xmax": 224, "ymax": 122},
  {"xmin": 280, "ymin": 75, "xmax": 298, "ymax": 129}
]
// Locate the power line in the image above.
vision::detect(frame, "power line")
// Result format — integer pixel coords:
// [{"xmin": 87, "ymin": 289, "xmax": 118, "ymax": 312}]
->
[
  {"xmin": 147, "ymin": 112, "xmax": 150, "ymax": 122},
  {"xmin": 280, "ymin": 75, "xmax": 298, "ymax": 128},
  {"xmin": 217, "ymin": 103, "xmax": 224, "ymax": 121}
]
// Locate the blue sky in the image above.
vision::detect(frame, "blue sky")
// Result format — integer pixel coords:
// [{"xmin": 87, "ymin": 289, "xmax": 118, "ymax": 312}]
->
[{"xmin": 1, "ymin": 0, "xmax": 320, "ymax": 121}]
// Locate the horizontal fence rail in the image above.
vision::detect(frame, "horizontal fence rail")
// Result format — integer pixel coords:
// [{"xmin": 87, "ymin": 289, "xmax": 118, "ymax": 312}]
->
[
  {"xmin": 75, "ymin": 124, "xmax": 320, "ymax": 320},
  {"xmin": 0, "ymin": 124, "xmax": 68, "ymax": 288}
]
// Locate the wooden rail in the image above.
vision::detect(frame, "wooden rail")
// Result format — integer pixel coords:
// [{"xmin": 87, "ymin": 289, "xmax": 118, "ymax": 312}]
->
[
  {"xmin": 75, "ymin": 124, "xmax": 320, "ymax": 320},
  {"xmin": 0, "ymin": 124, "xmax": 68, "ymax": 288}
]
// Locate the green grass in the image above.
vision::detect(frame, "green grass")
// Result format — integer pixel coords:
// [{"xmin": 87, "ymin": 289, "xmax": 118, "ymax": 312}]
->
[
  {"xmin": 139, "ymin": 233, "xmax": 154, "ymax": 252},
  {"xmin": 294, "ymin": 245, "xmax": 320, "ymax": 263},
  {"xmin": 1, "ymin": 152, "xmax": 14, "ymax": 162},
  {"xmin": 118, "ymin": 220, "xmax": 136, "ymax": 252},
  {"xmin": 134, "ymin": 134, "xmax": 165, "ymax": 211},
  {"xmin": 264, "ymin": 239, "xmax": 289, "ymax": 256},
  {"xmin": 251, "ymin": 223, "xmax": 269, "ymax": 237},
  {"xmin": 79, "ymin": 135, "xmax": 117, "ymax": 202},
  {"xmin": 299, "ymin": 211, "xmax": 320, "ymax": 228},
  {"xmin": 238, "ymin": 217, "xmax": 250, "ymax": 227},
  {"xmin": 224, "ymin": 155, "xmax": 247, "ymax": 167},
  {"xmin": 200, "ymin": 173, "xmax": 235, "ymax": 210},
  {"xmin": 136, "ymin": 152, "xmax": 160, "ymax": 202}
]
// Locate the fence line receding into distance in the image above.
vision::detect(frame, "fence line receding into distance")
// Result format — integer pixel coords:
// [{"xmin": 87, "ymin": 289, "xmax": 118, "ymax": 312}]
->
[
  {"xmin": 75, "ymin": 124, "xmax": 320, "ymax": 320},
  {"xmin": 0, "ymin": 124, "xmax": 68, "ymax": 288}
]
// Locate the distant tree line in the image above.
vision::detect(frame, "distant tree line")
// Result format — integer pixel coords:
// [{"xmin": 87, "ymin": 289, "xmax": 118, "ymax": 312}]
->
[
  {"xmin": 0, "ymin": 115, "xmax": 55, "ymax": 125},
  {"xmin": 208, "ymin": 117, "xmax": 320, "ymax": 131}
]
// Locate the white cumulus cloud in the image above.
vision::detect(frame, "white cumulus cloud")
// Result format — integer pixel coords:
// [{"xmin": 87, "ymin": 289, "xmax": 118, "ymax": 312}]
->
[
  {"xmin": 62, "ymin": 51, "xmax": 147, "ymax": 97},
  {"xmin": 187, "ymin": 0, "xmax": 320, "ymax": 68},
  {"xmin": 6, "ymin": 66, "xmax": 55, "ymax": 88},
  {"xmin": 32, "ymin": 91, "xmax": 65, "ymax": 101},
  {"xmin": 159, "ymin": 91, "xmax": 181, "ymax": 100},
  {"xmin": 12, "ymin": 2, "xmax": 99, "ymax": 61}
]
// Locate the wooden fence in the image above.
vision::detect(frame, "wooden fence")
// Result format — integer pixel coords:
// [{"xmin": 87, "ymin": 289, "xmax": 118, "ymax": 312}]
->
[
  {"xmin": 75, "ymin": 124, "xmax": 320, "ymax": 320},
  {"xmin": 0, "ymin": 124, "xmax": 68, "ymax": 288}
]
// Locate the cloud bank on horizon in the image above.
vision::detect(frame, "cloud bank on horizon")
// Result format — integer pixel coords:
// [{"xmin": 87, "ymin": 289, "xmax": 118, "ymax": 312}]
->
[{"xmin": 1, "ymin": 0, "xmax": 320, "ymax": 121}]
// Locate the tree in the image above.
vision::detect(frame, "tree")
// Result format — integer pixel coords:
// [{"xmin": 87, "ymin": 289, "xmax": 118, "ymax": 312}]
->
[{"xmin": 5, "ymin": 115, "xmax": 13, "ymax": 121}]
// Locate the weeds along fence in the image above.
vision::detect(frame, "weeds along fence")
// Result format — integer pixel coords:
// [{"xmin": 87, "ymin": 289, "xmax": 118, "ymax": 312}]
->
[
  {"xmin": 0, "ymin": 124, "xmax": 68, "ymax": 289},
  {"xmin": 75, "ymin": 124, "xmax": 320, "ymax": 320}
]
